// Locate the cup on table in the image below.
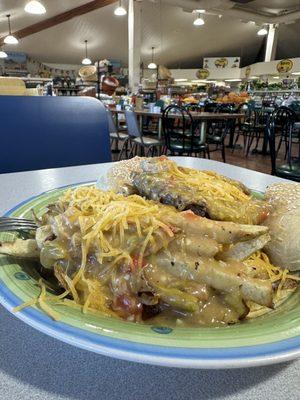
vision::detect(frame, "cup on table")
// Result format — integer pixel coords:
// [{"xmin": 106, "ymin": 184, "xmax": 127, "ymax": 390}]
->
[
  {"xmin": 116, "ymin": 104, "xmax": 122, "ymax": 111},
  {"xmin": 149, "ymin": 103, "xmax": 155, "ymax": 113}
]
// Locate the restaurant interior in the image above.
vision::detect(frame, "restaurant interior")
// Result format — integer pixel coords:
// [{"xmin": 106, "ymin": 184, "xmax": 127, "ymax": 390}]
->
[
  {"xmin": 0, "ymin": 2, "xmax": 300, "ymax": 400},
  {"xmin": 0, "ymin": 0, "xmax": 299, "ymax": 177}
]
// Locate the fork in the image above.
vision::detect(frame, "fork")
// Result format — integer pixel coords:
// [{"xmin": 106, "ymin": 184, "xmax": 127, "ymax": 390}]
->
[{"xmin": 0, "ymin": 217, "xmax": 38, "ymax": 232}]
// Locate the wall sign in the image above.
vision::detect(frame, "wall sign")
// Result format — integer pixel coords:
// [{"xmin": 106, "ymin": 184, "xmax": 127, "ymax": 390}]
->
[
  {"xmin": 245, "ymin": 66, "xmax": 251, "ymax": 78},
  {"xmin": 203, "ymin": 57, "xmax": 240, "ymax": 70},
  {"xmin": 276, "ymin": 59, "xmax": 293, "ymax": 73},
  {"xmin": 196, "ymin": 69, "xmax": 210, "ymax": 79}
]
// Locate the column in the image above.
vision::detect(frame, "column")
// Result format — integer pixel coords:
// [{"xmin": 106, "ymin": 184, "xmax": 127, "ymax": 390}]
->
[
  {"xmin": 128, "ymin": 0, "xmax": 141, "ymax": 92},
  {"xmin": 265, "ymin": 24, "xmax": 279, "ymax": 62}
]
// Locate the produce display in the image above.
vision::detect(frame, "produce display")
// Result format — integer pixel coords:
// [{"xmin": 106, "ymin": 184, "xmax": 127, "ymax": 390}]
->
[{"xmin": 216, "ymin": 91, "xmax": 250, "ymax": 104}]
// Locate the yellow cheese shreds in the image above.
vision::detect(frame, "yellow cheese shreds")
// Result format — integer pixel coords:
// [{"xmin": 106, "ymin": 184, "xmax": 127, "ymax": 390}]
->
[
  {"xmin": 58, "ymin": 186, "xmax": 174, "ymax": 272},
  {"xmin": 64, "ymin": 274, "xmax": 80, "ymax": 303},
  {"xmin": 244, "ymin": 251, "xmax": 300, "ymax": 288},
  {"xmin": 138, "ymin": 227, "xmax": 154, "ymax": 268},
  {"xmin": 168, "ymin": 162, "xmax": 250, "ymax": 203},
  {"xmin": 13, "ymin": 280, "xmax": 62, "ymax": 321}
]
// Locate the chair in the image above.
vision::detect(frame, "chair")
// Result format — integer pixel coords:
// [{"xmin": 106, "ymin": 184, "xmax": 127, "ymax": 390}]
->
[
  {"xmin": 268, "ymin": 106, "xmax": 300, "ymax": 181},
  {"xmin": 244, "ymin": 106, "xmax": 272, "ymax": 156},
  {"xmin": 232, "ymin": 103, "xmax": 256, "ymax": 154},
  {"xmin": 204, "ymin": 102, "xmax": 218, "ymax": 112},
  {"xmin": 0, "ymin": 96, "xmax": 111, "ymax": 174},
  {"xmin": 162, "ymin": 105, "xmax": 209, "ymax": 157},
  {"xmin": 207, "ymin": 106, "xmax": 233, "ymax": 163},
  {"xmin": 124, "ymin": 109, "xmax": 162, "ymax": 157},
  {"xmin": 184, "ymin": 104, "xmax": 202, "ymax": 112},
  {"xmin": 106, "ymin": 108, "xmax": 129, "ymax": 160}
]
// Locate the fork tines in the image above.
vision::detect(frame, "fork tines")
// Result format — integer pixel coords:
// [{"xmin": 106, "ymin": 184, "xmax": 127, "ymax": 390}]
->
[{"xmin": 0, "ymin": 217, "xmax": 37, "ymax": 232}]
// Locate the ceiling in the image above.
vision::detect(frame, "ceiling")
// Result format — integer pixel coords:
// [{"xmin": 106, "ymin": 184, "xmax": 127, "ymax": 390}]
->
[{"xmin": 0, "ymin": 0, "xmax": 299, "ymax": 68}]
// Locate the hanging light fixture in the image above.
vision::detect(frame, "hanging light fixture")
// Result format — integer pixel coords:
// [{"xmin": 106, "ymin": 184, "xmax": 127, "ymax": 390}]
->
[
  {"xmin": 4, "ymin": 15, "xmax": 18, "ymax": 44},
  {"xmin": 25, "ymin": 1, "xmax": 46, "ymax": 14},
  {"xmin": 148, "ymin": 47, "xmax": 157, "ymax": 69},
  {"xmin": 193, "ymin": 10, "xmax": 205, "ymax": 26},
  {"xmin": 0, "ymin": 47, "xmax": 8, "ymax": 58},
  {"xmin": 82, "ymin": 40, "xmax": 92, "ymax": 65},
  {"xmin": 114, "ymin": 0, "xmax": 127, "ymax": 16},
  {"xmin": 257, "ymin": 25, "xmax": 268, "ymax": 36}
]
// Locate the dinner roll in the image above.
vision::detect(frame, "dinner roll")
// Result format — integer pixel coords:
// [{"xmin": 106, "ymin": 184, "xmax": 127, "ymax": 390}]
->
[{"xmin": 264, "ymin": 183, "xmax": 300, "ymax": 271}]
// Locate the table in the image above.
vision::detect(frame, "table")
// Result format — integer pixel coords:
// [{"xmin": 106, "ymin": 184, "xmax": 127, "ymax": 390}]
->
[
  {"xmin": 111, "ymin": 108, "xmax": 243, "ymax": 142},
  {"xmin": 0, "ymin": 158, "xmax": 299, "ymax": 400}
]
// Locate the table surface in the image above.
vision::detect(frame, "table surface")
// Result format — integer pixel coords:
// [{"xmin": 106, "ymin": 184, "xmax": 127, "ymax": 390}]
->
[
  {"xmin": 0, "ymin": 157, "xmax": 299, "ymax": 400},
  {"xmin": 111, "ymin": 108, "xmax": 243, "ymax": 120}
]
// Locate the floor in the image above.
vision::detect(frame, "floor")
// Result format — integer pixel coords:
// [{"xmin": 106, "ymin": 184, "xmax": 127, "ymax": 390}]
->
[
  {"xmin": 112, "ymin": 136, "xmax": 274, "ymax": 175},
  {"xmin": 206, "ymin": 138, "xmax": 272, "ymax": 174},
  {"xmin": 111, "ymin": 125, "xmax": 300, "ymax": 176}
]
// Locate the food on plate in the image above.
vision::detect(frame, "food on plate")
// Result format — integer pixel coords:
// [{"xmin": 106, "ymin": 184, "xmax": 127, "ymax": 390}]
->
[
  {"xmin": 103, "ymin": 156, "xmax": 270, "ymax": 224},
  {"xmin": 1, "ymin": 186, "xmax": 298, "ymax": 327},
  {"xmin": 263, "ymin": 183, "xmax": 300, "ymax": 271}
]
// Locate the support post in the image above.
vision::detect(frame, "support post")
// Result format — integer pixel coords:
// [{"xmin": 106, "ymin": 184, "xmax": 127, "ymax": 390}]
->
[
  {"xmin": 265, "ymin": 24, "xmax": 279, "ymax": 62},
  {"xmin": 128, "ymin": 0, "xmax": 141, "ymax": 92}
]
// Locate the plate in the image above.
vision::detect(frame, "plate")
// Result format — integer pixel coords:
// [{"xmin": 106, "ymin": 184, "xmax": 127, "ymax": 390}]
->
[{"xmin": 0, "ymin": 182, "xmax": 300, "ymax": 369}]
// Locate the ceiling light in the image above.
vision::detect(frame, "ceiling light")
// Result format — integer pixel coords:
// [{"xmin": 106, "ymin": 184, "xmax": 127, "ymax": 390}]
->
[
  {"xmin": 292, "ymin": 72, "xmax": 300, "ymax": 76},
  {"xmin": 114, "ymin": 0, "xmax": 127, "ymax": 16},
  {"xmin": 250, "ymin": 76, "xmax": 259, "ymax": 79},
  {"xmin": 225, "ymin": 79, "xmax": 242, "ymax": 82},
  {"xmin": 82, "ymin": 58, "xmax": 92, "ymax": 65},
  {"xmin": 148, "ymin": 62, "xmax": 157, "ymax": 69},
  {"xmin": 82, "ymin": 40, "xmax": 92, "ymax": 65},
  {"xmin": 175, "ymin": 79, "xmax": 188, "ymax": 82},
  {"xmin": 194, "ymin": 9, "xmax": 205, "ymax": 13},
  {"xmin": 25, "ymin": 1, "xmax": 46, "ymax": 14},
  {"xmin": 193, "ymin": 13, "xmax": 205, "ymax": 26},
  {"xmin": 0, "ymin": 49, "xmax": 8, "ymax": 58},
  {"xmin": 148, "ymin": 47, "xmax": 157, "ymax": 69},
  {"xmin": 272, "ymin": 76, "xmax": 279, "ymax": 79},
  {"xmin": 4, "ymin": 15, "xmax": 18, "ymax": 44},
  {"xmin": 257, "ymin": 27, "xmax": 268, "ymax": 36}
]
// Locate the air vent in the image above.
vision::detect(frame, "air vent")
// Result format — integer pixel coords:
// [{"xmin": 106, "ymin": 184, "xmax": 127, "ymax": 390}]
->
[{"xmin": 230, "ymin": 0, "xmax": 255, "ymax": 4}]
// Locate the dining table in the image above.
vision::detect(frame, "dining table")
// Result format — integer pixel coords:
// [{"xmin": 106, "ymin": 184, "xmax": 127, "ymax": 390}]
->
[
  {"xmin": 0, "ymin": 157, "xmax": 299, "ymax": 400},
  {"xmin": 111, "ymin": 108, "xmax": 243, "ymax": 142}
]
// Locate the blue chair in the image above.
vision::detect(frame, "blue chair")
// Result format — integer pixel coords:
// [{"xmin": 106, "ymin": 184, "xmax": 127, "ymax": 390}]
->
[{"xmin": 0, "ymin": 96, "xmax": 111, "ymax": 174}]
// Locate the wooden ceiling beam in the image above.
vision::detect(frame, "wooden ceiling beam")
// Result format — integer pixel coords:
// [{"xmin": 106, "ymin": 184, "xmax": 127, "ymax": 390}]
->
[{"xmin": 0, "ymin": 0, "xmax": 117, "ymax": 44}]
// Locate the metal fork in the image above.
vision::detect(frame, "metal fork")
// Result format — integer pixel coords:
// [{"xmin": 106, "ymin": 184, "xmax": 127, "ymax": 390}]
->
[{"xmin": 0, "ymin": 217, "xmax": 38, "ymax": 232}]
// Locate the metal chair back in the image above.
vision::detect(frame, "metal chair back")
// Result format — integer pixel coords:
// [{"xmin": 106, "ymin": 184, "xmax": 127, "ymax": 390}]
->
[
  {"xmin": 268, "ymin": 106, "xmax": 297, "ymax": 175},
  {"xmin": 162, "ymin": 105, "xmax": 202, "ymax": 153}
]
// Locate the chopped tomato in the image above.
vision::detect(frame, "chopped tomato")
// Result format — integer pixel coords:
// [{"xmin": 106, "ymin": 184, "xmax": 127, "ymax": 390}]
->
[
  {"xmin": 259, "ymin": 210, "xmax": 270, "ymax": 222},
  {"xmin": 131, "ymin": 254, "xmax": 147, "ymax": 272}
]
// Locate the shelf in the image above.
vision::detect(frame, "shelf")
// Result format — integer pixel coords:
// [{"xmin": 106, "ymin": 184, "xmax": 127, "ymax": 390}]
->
[
  {"xmin": 54, "ymin": 87, "xmax": 80, "ymax": 91},
  {"xmin": 22, "ymin": 77, "xmax": 52, "ymax": 82},
  {"xmin": 252, "ymin": 90, "xmax": 300, "ymax": 93}
]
